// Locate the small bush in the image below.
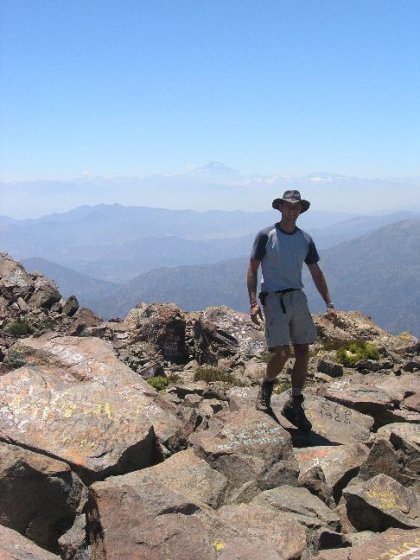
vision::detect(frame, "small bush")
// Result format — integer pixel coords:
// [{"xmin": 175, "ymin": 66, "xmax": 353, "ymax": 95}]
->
[
  {"xmin": 193, "ymin": 366, "xmax": 243, "ymax": 386},
  {"xmin": 147, "ymin": 376, "xmax": 170, "ymax": 391},
  {"xmin": 5, "ymin": 319, "xmax": 33, "ymax": 337},
  {"xmin": 35, "ymin": 317, "xmax": 55, "ymax": 332},
  {"xmin": 4, "ymin": 350, "xmax": 27, "ymax": 370},
  {"xmin": 399, "ymin": 332, "xmax": 413, "ymax": 341},
  {"xmin": 336, "ymin": 340, "xmax": 380, "ymax": 367}
]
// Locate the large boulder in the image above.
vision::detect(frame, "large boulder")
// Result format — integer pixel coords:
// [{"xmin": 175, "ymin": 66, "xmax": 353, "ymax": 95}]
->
[
  {"xmin": 375, "ymin": 373, "xmax": 420, "ymax": 422},
  {"xmin": 0, "ymin": 334, "xmax": 182, "ymax": 482},
  {"xmin": 125, "ymin": 303, "xmax": 189, "ymax": 363},
  {"xmin": 351, "ymin": 527, "xmax": 420, "ymax": 560},
  {"xmin": 27, "ymin": 275, "xmax": 61, "ymax": 309},
  {"xmin": 0, "ymin": 252, "xmax": 37, "ymax": 304},
  {"xmin": 189, "ymin": 408, "xmax": 298, "ymax": 498},
  {"xmin": 191, "ymin": 316, "xmax": 238, "ymax": 365},
  {"xmin": 272, "ymin": 393, "xmax": 374, "ymax": 446},
  {"xmin": 226, "ymin": 388, "xmax": 373, "ymax": 445},
  {"xmin": 314, "ymin": 311, "xmax": 418, "ymax": 355},
  {"xmin": 298, "ymin": 464, "xmax": 335, "ymax": 507},
  {"xmin": 197, "ymin": 503, "xmax": 308, "ymax": 560},
  {"xmin": 375, "ymin": 423, "xmax": 420, "ymax": 489},
  {"xmin": 189, "ymin": 305, "xmax": 266, "ymax": 361},
  {"xmin": 120, "ymin": 304, "xmax": 263, "ymax": 370},
  {"xmin": 0, "ymin": 441, "xmax": 86, "ymax": 553},
  {"xmin": 375, "ymin": 373, "xmax": 420, "ymax": 402},
  {"xmin": 88, "ymin": 468, "xmax": 215, "ymax": 560},
  {"xmin": 343, "ymin": 473, "xmax": 420, "ymax": 531},
  {"xmin": 316, "ymin": 375, "xmax": 403, "ymax": 428},
  {"xmin": 124, "ymin": 449, "xmax": 230, "ymax": 509},
  {"xmin": 296, "ymin": 443, "xmax": 370, "ymax": 503},
  {"xmin": 251, "ymin": 485, "xmax": 341, "ymax": 531},
  {"xmin": 377, "ymin": 422, "xmax": 420, "ymax": 446},
  {"xmin": 319, "ymin": 372, "xmax": 420, "ymax": 425},
  {"xmin": 0, "ymin": 524, "xmax": 60, "ymax": 560},
  {"xmin": 357, "ymin": 438, "xmax": 420, "ymax": 489},
  {"xmin": 88, "ymin": 451, "xmax": 306, "ymax": 560}
]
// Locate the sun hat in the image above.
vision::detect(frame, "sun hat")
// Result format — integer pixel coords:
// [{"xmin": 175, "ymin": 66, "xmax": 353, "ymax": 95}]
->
[{"xmin": 272, "ymin": 190, "xmax": 310, "ymax": 213}]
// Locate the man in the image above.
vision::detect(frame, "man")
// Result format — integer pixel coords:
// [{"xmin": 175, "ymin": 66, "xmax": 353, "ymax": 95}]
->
[{"xmin": 247, "ymin": 190, "xmax": 337, "ymax": 430}]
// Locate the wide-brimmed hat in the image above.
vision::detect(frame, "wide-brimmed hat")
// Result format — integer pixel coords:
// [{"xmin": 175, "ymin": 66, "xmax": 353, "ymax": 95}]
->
[{"xmin": 272, "ymin": 190, "xmax": 310, "ymax": 213}]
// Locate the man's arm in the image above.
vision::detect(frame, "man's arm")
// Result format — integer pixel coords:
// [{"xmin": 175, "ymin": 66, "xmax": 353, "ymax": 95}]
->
[
  {"xmin": 307, "ymin": 262, "xmax": 337, "ymax": 321},
  {"xmin": 247, "ymin": 258, "xmax": 263, "ymax": 325}
]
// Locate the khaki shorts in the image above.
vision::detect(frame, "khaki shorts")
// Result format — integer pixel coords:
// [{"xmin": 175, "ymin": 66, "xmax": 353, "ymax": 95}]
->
[{"xmin": 262, "ymin": 290, "xmax": 317, "ymax": 349}]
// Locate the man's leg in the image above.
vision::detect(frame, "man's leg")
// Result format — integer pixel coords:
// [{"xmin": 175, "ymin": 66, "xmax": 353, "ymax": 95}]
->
[
  {"xmin": 256, "ymin": 345, "xmax": 289, "ymax": 411},
  {"xmin": 267, "ymin": 345, "xmax": 290, "ymax": 380},
  {"xmin": 290, "ymin": 344, "xmax": 310, "ymax": 391},
  {"xmin": 282, "ymin": 343, "xmax": 312, "ymax": 431}
]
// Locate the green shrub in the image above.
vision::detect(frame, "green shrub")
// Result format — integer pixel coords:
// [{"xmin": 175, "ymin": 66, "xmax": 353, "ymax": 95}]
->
[
  {"xmin": 399, "ymin": 332, "xmax": 413, "ymax": 341},
  {"xmin": 4, "ymin": 350, "xmax": 27, "ymax": 370},
  {"xmin": 35, "ymin": 317, "xmax": 55, "ymax": 331},
  {"xmin": 147, "ymin": 376, "xmax": 170, "ymax": 391},
  {"xmin": 336, "ymin": 340, "xmax": 380, "ymax": 367},
  {"xmin": 193, "ymin": 366, "xmax": 243, "ymax": 386},
  {"xmin": 5, "ymin": 319, "xmax": 33, "ymax": 337}
]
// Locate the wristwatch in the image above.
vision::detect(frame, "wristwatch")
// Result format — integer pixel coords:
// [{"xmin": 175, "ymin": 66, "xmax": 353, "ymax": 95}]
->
[{"xmin": 326, "ymin": 303, "xmax": 335, "ymax": 309}]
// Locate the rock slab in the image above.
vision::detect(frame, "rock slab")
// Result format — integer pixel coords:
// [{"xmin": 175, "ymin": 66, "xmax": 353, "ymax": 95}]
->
[
  {"xmin": 0, "ymin": 523, "xmax": 60, "ymax": 560},
  {"xmin": 0, "ymin": 334, "xmax": 180, "ymax": 481},
  {"xmin": 189, "ymin": 407, "xmax": 298, "ymax": 495},
  {"xmin": 0, "ymin": 441, "xmax": 85, "ymax": 552},
  {"xmin": 344, "ymin": 473, "xmax": 420, "ymax": 531}
]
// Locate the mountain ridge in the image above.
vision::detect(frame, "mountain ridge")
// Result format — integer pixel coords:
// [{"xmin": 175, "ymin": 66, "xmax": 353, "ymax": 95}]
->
[
  {"xmin": 1, "ymin": 203, "xmax": 417, "ymax": 283},
  {"xmin": 12, "ymin": 212, "xmax": 420, "ymax": 335},
  {"xmin": 93, "ymin": 218, "xmax": 420, "ymax": 335}
]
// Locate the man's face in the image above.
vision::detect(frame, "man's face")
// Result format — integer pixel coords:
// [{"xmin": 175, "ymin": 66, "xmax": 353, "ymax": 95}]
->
[{"xmin": 280, "ymin": 201, "xmax": 301, "ymax": 219}]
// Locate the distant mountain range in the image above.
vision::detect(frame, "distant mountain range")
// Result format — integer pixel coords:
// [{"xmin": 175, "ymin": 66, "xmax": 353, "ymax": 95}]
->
[
  {"xmin": 92, "ymin": 258, "xmax": 250, "ymax": 320},
  {"xmin": 302, "ymin": 219, "xmax": 420, "ymax": 335},
  {"xmin": 20, "ymin": 217, "xmax": 420, "ymax": 336},
  {"xmin": 91, "ymin": 219, "xmax": 420, "ymax": 336},
  {"xmin": 1, "ymin": 203, "xmax": 417, "ymax": 282},
  {"xmin": 308, "ymin": 211, "xmax": 420, "ymax": 249},
  {"xmin": 21, "ymin": 258, "xmax": 119, "ymax": 308}
]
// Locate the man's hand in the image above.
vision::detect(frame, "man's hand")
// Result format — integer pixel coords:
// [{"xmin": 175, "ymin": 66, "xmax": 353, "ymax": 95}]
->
[
  {"xmin": 250, "ymin": 303, "xmax": 264, "ymax": 325},
  {"xmin": 325, "ymin": 306, "xmax": 338, "ymax": 325}
]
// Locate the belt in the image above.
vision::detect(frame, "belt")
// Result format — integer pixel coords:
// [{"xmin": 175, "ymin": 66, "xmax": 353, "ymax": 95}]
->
[{"xmin": 259, "ymin": 288, "xmax": 300, "ymax": 313}]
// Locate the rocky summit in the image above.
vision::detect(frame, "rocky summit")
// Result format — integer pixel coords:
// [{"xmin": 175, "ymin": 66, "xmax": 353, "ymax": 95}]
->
[{"xmin": 0, "ymin": 252, "xmax": 419, "ymax": 560}]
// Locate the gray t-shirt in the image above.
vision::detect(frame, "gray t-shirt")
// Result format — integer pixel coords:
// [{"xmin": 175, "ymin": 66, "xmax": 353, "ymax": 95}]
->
[{"xmin": 250, "ymin": 223, "xmax": 319, "ymax": 292}]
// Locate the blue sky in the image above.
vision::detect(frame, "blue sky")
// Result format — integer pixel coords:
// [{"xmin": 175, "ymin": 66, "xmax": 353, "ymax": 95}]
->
[{"xmin": 1, "ymin": 0, "xmax": 420, "ymax": 182}]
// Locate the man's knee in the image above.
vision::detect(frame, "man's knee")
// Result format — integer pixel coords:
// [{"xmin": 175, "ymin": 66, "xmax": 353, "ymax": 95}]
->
[
  {"xmin": 266, "ymin": 346, "xmax": 290, "ymax": 380},
  {"xmin": 293, "ymin": 344, "xmax": 310, "ymax": 362},
  {"xmin": 271, "ymin": 345, "xmax": 290, "ymax": 364}
]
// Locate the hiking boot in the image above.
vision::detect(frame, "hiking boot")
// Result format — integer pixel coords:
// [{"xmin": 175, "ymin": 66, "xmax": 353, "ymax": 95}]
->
[
  {"xmin": 282, "ymin": 394, "xmax": 312, "ymax": 431},
  {"xmin": 256, "ymin": 379, "xmax": 274, "ymax": 412}
]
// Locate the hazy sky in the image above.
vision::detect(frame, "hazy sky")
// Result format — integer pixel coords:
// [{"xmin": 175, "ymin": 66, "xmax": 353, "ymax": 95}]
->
[{"xmin": 1, "ymin": 0, "xmax": 420, "ymax": 182}]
